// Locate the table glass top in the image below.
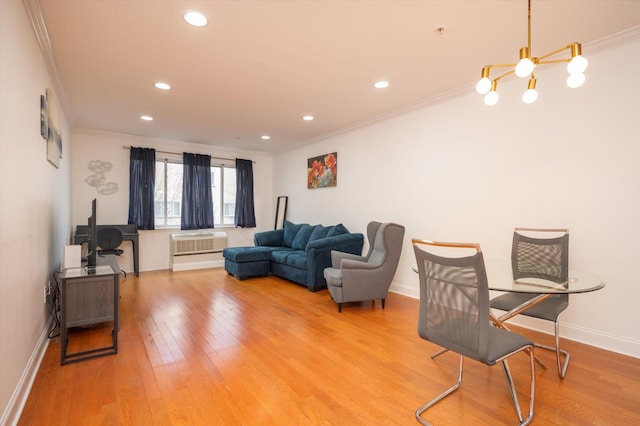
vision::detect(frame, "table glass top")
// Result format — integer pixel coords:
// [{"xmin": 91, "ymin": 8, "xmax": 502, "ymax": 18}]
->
[{"xmin": 483, "ymin": 260, "xmax": 605, "ymax": 294}]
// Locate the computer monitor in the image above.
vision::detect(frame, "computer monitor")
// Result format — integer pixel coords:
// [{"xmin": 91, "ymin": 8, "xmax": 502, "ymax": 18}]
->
[{"xmin": 86, "ymin": 199, "xmax": 97, "ymax": 267}]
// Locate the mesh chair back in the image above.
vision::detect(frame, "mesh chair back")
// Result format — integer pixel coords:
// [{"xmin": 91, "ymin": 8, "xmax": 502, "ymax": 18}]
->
[
  {"xmin": 414, "ymin": 243, "xmax": 490, "ymax": 363},
  {"xmin": 512, "ymin": 231, "xmax": 568, "ymax": 283},
  {"xmin": 97, "ymin": 227, "xmax": 124, "ymax": 251}
]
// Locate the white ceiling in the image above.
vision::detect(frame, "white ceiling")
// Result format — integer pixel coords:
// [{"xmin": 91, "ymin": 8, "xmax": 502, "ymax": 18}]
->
[{"xmin": 37, "ymin": 0, "xmax": 640, "ymax": 153}]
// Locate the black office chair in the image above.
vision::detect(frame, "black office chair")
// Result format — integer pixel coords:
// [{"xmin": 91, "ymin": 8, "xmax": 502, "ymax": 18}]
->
[
  {"xmin": 97, "ymin": 227, "xmax": 126, "ymax": 277},
  {"xmin": 490, "ymin": 227, "xmax": 569, "ymax": 378},
  {"xmin": 412, "ymin": 239, "xmax": 535, "ymax": 425}
]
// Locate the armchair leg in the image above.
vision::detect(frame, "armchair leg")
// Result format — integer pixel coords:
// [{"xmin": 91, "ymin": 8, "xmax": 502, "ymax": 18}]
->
[
  {"xmin": 337, "ymin": 303, "xmax": 342, "ymax": 313},
  {"xmin": 381, "ymin": 298, "xmax": 386, "ymax": 309}
]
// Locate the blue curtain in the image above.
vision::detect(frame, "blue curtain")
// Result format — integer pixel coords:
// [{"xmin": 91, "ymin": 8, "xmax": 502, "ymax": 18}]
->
[
  {"xmin": 128, "ymin": 147, "xmax": 155, "ymax": 230},
  {"xmin": 235, "ymin": 158, "xmax": 256, "ymax": 228},
  {"xmin": 181, "ymin": 153, "xmax": 214, "ymax": 230}
]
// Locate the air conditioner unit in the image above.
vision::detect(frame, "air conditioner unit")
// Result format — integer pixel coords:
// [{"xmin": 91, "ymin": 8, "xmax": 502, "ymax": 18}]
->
[{"xmin": 170, "ymin": 232, "xmax": 227, "ymax": 271}]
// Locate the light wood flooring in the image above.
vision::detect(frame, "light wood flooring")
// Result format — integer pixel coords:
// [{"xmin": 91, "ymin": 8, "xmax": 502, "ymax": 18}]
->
[{"xmin": 19, "ymin": 268, "xmax": 640, "ymax": 425}]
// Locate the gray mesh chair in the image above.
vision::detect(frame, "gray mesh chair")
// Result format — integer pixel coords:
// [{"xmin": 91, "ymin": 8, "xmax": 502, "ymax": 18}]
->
[
  {"xmin": 490, "ymin": 228, "xmax": 569, "ymax": 378},
  {"xmin": 412, "ymin": 239, "xmax": 535, "ymax": 426},
  {"xmin": 323, "ymin": 222, "xmax": 405, "ymax": 312}
]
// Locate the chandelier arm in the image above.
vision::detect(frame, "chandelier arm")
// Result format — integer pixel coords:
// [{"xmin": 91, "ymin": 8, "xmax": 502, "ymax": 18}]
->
[
  {"xmin": 491, "ymin": 69, "xmax": 516, "ymax": 83},
  {"xmin": 537, "ymin": 42, "xmax": 579, "ymax": 62},
  {"xmin": 538, "ymin": 59, "xmax": 571, "ymax": 65}
]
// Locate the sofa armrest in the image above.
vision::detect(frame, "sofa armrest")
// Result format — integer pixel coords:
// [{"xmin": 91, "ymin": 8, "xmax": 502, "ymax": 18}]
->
[
  {"xmin": 254, "ymin": 229, "xmax": 284, "ymax": 246},
  {"xmin": 331, "ymin": 250, "xmax": 367, "ymax": 268},
  {"xmin": 306, "ymin": 233, "xmax": 364, "ymax": 291}
]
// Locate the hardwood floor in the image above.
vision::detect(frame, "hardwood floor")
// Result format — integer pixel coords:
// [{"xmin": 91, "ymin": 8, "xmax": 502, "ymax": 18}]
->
[{"xmin": 19, "ymin": 268, "xmax": 640, "ymax": 425}]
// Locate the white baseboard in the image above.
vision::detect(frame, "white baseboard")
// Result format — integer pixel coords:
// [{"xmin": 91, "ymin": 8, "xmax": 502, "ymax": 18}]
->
[
  {"xmin": 388, "ymin": 281, "xmax": 640, "ymax": 359},
  {"xmin": 0, "ymin": 319, "xmax": 51, "ymax": 426},
  {"xmin": 171, "ymin": 259, "xmax": 224, "ymax": 272}
]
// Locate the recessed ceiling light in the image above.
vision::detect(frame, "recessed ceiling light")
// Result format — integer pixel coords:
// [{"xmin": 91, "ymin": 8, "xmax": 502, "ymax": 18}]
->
[
  {"xmin": 184, "ymin": 10, "xmax": 207, "ymax": 27},
  {"xmin": 140, "ymin": 115, "xmax": 153, "ymax": 121},
  {"xmin": 302, "ymin": 115, "xmax": 314, "ymax": 121},
  {"xmin": 261, "ymin": 135, "xmax": 271, "ymax": 140},
  {"xmin": 374, "ymin": 81, "xmax": 389, "ymax": 89},
  {"xmin": 154, "ymin": 82, "xmax": 171, "ymax": 90}
]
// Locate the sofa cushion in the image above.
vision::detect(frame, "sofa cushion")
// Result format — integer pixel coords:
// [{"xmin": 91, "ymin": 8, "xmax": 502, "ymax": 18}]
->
[
  {"xmin": 291, "ymin": 224, "xmax": 315, "ymax": 250},
  {"xmin": 327, "ymin": 223, "xmax": 349, "ymax": 237},
  {"xmin": 307, "ymin": 225, "xmax": 331, "ymax": 247},
  {"xmin": 223, "ymin": 246, "xmax": 274, "ymax": 262},
  {"xmin": 270, "ymin": 249, "xmax": 296, "ymax": 265},
  {"xmin": 283, "ymin": 221, "xmax": 304, "ymax": 247},
  {"xmin": 286, "ymin": 252, "xmax": 308, "ymax": 270}
]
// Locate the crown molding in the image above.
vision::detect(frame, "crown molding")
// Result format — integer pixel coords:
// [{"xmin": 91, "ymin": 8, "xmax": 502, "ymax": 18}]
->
[{"xmin": 22, "ymin": 0, "xmax": 75, "ymax": 128}]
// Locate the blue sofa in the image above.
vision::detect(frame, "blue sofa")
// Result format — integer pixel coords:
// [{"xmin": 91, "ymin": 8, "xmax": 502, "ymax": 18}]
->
[{"xmin": 223, "ymin": 221, "xmax": 364, "ymax": 292}]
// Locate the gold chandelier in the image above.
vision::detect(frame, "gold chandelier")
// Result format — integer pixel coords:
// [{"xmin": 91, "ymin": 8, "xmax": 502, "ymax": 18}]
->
[{"xmin": 475, "ymin": 0, "xmax": 588, "ymax": 106}]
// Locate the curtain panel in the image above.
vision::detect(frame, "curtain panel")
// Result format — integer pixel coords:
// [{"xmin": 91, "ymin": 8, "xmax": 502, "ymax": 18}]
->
[
  {"xmin": 181, "ymin": 153, "xmax": 214, "ymax": 230},
  {"xmin": 128, "ymin": 147, "xmax": 156, "ymax": 230},
  {"xmin": 235, "ymin": 158, "xmax": 256, "ymax": 228}
]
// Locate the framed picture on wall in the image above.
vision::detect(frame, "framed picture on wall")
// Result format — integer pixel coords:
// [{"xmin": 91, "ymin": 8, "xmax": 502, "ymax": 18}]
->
[
  {"xmin": 307, "ymin": 152, "xmax": 337, "ymax": 189},
  {"xmin": 40, "ymin": 94, "xmax": 48, "ymax": 139},
  {"xmin": 46, "ymin": 88, "xmax": 62, "ymax": 168}
]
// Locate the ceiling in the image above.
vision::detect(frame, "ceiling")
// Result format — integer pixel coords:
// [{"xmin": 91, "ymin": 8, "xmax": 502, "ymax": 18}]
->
[{"xmin": 37, "ymin": 0, "xmax": 640, "ymax": 154}]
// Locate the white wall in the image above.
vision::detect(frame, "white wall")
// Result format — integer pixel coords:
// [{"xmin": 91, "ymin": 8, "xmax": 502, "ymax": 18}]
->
[
  {"xmin": 71, "ymin": 130, "xmax": 274, "ymax": 272},
  {"xmin": 273, "ymin": 36, "xmax": 640, "ymax": 358},
  {"xmin": 0, "ymin": 0, "xmax": 72, "ymax": 422}
]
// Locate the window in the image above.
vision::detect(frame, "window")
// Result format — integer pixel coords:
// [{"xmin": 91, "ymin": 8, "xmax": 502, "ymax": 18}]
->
[{"xmin": 155, "ymin": 160, "xmax": 236, "ymax": 227}]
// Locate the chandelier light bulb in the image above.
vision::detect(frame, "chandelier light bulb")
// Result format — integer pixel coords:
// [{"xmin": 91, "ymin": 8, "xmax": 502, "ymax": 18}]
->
[
  {"xmin": 484, "ymin": 90, "xmax": 499, "ymax": 106},
  {"xmin": 522, "ymin": 89, "xmax": 538, "ymax": 104},
  {"xmin": 567, "ymin": 72, "xmax": 586, "ymax": 88},
  {"xmin": 567, "ymin": 55, "xmax": 589, "ymax": 74},
  {"xmin": 515, "ymin": 58, "xmax": 535, "ymax": 77},
  {"xmin": 476, "ymin": 78, "xmax": 492, "ymax": 95}
]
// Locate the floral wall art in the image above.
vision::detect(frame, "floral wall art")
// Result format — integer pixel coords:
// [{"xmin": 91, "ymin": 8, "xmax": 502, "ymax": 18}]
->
[
  {"xmin": 85, "ymin": 160, "xmax": 119, "ymax": 195},
  {"xmin": 307, "ymin": 152, "xmax": 337, "ymax": 189}
]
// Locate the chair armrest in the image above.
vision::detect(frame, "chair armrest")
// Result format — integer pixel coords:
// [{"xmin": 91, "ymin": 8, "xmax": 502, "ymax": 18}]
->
[
  {"xmin": 331, "ymin": 251, "xmax": 367, "ymax": 268},
  {"xmin": 340, "ymin": 258, "xmax": 380, "ymax": 270},
  {"xmin": 254, "ymin": 229, "xmax": 284, "ymax": 246}
]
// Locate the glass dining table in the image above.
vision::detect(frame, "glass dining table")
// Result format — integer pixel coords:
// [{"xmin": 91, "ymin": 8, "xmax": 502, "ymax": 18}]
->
[{"xmin": 482, "ymin": 260, "xmax": 606, "ymax": 324}]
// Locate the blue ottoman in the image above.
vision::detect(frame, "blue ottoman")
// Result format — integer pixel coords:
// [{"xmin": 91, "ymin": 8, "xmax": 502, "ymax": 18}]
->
[{"xmin": 223, "ymin": 246, "xmax": 274, "ymax": 280}]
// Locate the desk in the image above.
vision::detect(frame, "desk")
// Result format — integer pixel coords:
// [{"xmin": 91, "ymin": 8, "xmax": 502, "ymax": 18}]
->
[
  {"xmin": 74, "ymin": 224, "xmax": 139, "ymax": 277},
  {"xmin": 60, "ymin": 255, "xmax": 120, "ymax": 364}
]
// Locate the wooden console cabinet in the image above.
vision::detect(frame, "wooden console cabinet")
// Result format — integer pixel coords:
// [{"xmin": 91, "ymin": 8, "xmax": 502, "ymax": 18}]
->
[{"xmin": 60, "ymin": 255, "xmax": 120, "ymax": 364}]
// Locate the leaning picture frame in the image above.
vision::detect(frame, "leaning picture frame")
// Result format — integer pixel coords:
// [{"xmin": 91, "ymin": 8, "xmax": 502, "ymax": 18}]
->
[{"xmin": 274, "ymin": 196, "xmax": 288, "ymax": 230}]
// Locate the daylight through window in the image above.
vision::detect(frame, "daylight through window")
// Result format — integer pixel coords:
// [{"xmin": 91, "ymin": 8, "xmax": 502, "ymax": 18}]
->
[{"xmin": 155, "ymin": 160, "xmax": 236, "ymax": 227}]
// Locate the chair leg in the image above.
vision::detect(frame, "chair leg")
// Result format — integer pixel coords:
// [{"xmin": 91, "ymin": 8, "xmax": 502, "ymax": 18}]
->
[
  {"xmin": 337, "ymin": 303, "xmax": 342, "ymax": 313},
  {"xmin": 415, "ymin": 355, "xmax": 464, "ymax": 426},
  {"xmin": 381, "ymin": 298, "xmax": 386, "ymax": 309},
  {"xmin": 533, "ymin": 320, "xmax": 569, "ymax": 379},
  {"xmin": 500, "ymin": 347, "xmax": 536, "ymax": 426}
]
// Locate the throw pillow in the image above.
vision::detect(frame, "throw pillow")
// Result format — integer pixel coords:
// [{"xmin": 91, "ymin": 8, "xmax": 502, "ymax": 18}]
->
[
  {"xmin": 292, "ymin": 224, "xmax": 316, "ymax": 250},
  {"xmin": 327, "ymin": 223, "xmax": 349, "ymax": 237},
  {"xmin": 283, "ymin": 221, "xmax": 304, "ymax": 247}
]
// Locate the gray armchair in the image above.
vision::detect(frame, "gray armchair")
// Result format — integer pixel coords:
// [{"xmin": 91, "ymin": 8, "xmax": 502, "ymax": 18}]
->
[{"xmin": 323, "ymin": 222, "xmax": 405, "ymax": 312}]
